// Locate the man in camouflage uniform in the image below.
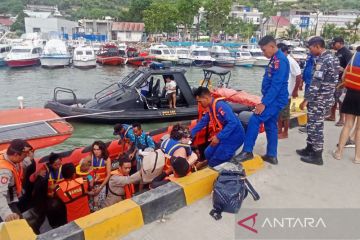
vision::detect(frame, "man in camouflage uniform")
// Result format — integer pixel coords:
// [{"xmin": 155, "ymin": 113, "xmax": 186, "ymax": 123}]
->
[{"xmin": 296, "ymin": 37, "xmax": 340, "ymax": 165}]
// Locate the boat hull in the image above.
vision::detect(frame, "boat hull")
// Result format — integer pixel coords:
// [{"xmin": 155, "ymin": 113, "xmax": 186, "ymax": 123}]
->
[
  {"xmin": 0, "ymin": 108, "xmax": 73, "ymax": 151},
  {"xmin": 0, "ymin": 58, "xmax": 6, "ymax": 67},
  {"xmin": 191, "ymin": 60, "xmax": 213, "ymax": 67},
  {"xmin": 235, "ymin": 59, "xmax": 256, "ymax": 67},
  {"xmin": 254, "ymin": 58, "xmax": 269, "ymax": 67},
  {"xmin": 40, "ymin": 56, "xmax": 71, "ymax": 68},
  {"xmin": 96, "ymin": 56, "xmax": 125, "ymax": 65},
  {"xmin": 214, "ymin": 60, "xmax": 235, "ymax": 68},
  {"xmin": 177, "ymin": 58, "xmax": 193, "ymax": 66},
  {"xmin": 5, "ymin": 58, "xmax": 40, "ymax": 68},
  {"xmin": 73, "ymin": 59, "xmax": 97, "ymax": 69}
]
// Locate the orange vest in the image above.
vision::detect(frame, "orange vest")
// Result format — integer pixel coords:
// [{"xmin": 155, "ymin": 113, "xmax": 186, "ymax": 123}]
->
[
  {"xmin": 56, "ymin": 178, "xmax": 90, "ymax": 222},
  {"xmin": 344, "ymin": 54, "xmax": 360, "ymax": 91},
  {"xmin": 92, "ymin": 155, "xmax": 107, "ymax": 183},
  {"xmin": 110, "ymin": 170, "xmax": 135, "ymax": 199},
  {"xmin": 0, "ymin": 153, "xmax": 23, "ymax": 197},
  {"xmin": 194, "ymin": 97, "xmax": 225, "ymax": 146},
  {"xmin": 46, "ymin": 164, "xmax": 64, "ymax": 197}
]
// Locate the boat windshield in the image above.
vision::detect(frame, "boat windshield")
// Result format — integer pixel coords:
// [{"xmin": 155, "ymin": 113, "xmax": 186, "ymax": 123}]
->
[
  {"xmin": 250, "ymin": 51, "xmax": 263, "ymax": 57},
  {"xmin": 85, "ymin": 51, "xmax": 93, "ymax": 55},
  {"xmin": 76, "ymin": 51, "xmax": 83, "ymax": 55},
  {"xmin": 216, "ymin": 52, "xmax": 231, "ymax": 57},
  {"xmin": 121, "ymin": 70, "xmax": 145, "ymax": 87},
  {"xmin": 177, "ymin": 50, "xmax": 189, "ymax": 54},
  {"xmin": 239, "ymin": 52, "xmax": 251, "ymax": 57},
  {"xmin": 163, "ymin": 49, "xmax": 170, "ymax": 55},
  {"xmin": 192, "ymin": 51, "xmax": 210, "ymax": 56},
  {"xmin": 12, "ymin": 49, "xmax": 31, "ymax": 53},
  {"xmin": 170, "ymin": 49, "xmax": 175, "ymax": 54}
]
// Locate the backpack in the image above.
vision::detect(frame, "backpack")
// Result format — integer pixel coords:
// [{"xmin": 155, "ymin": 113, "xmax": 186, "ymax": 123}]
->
[
  {"xmin": 209, "ymin": 170, "xmax": 260, "ymax": 220},
  {"xmin": 141, "ymin": 149, "xmax": 165, "ymax": 183}
]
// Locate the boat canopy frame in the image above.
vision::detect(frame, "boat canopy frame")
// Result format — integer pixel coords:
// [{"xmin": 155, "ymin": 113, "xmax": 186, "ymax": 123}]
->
[{"xmin": 201, "ymin": 66, "xmax": 231, "ymax": 88}]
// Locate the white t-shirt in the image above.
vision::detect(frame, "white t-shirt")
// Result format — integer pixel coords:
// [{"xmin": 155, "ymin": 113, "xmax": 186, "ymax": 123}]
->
[
  {"xmin": 287, "ymin": 55, "xmax": 301, "ymax": 98},
  {"xmin": 165, "ymin": 80, "xmax": 176, "ymax": 94}
]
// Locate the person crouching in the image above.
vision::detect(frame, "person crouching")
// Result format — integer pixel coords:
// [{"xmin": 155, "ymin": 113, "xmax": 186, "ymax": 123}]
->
[
  {"xmin": 104, "ymin": 155, "xmax": 141, "ymax": 207},
  {"xmin": 55, "ymin": 163, "xmax": 90, "ymax": 223}
]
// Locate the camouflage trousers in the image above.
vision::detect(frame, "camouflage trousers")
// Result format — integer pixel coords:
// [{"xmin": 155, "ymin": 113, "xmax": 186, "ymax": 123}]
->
[{"xmin": 306, "ymin": 97, "xmax": 334, "ymax": 152}]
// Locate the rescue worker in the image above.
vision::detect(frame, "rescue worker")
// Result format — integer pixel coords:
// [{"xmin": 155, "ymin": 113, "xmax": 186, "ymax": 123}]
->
[
  {"xmin": 191, "ymin": 87, "xmax": 245, "ymax": 167},
  {"xmin": 55, "ymin": 163, "xmax": 90, "ymax": 222},
  {"xmin": 0, "ymin": 139, "xmax": 32, "ymax": 222},
  {"xmin": 104, "ymin": 155, "xmax": 141, "ymax": 207},
  {"xmin": 296, "ymin": 36, "xmax": 340, "ymax": 165},
  {"xmin": 326, "ymin": 37, "xmax": 353, "ymax": 126},
  {"xmin": 238, "ymin": 35, "xmax": 290, "ymax": 165}
]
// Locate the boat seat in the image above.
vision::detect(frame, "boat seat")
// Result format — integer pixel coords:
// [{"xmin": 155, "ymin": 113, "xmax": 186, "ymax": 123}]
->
[{"xmin": 152, "ymin": 79, "xmax": 161, "ymax": 97}]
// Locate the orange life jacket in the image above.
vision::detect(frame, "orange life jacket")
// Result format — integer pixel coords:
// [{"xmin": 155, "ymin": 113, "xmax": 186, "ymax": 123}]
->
[
  {"xmin": 91, "ymin": 155, "xmax": 107, "ymax": 183},
  {"xmin": 46, "ymin": 164, "xmax": 64, "ymax": 197},
  {"xmin": 344, "ymin": 54, "xmax": 360, "ymax": 91},
  {"xmin": 0, "ymin": 153, "xmax": 23, "ymax": 197},
  {"xmin": 109, "ymin": 170, "xmax": 135, "ymax": 199},
  {"xmin": 193, "ymin": 97, "xmax": 225, "ymax": 146},
  {"xmin": 56, "ymin": 178, "xmax": 90, "ymax": 222}
]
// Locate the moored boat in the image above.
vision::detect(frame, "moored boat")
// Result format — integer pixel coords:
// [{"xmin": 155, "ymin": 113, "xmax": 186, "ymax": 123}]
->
[
  {"xmin": 40, "ymin": 39, "xmax": 71, "ymax": 68},
  {"xmin": 0, "ymin": 108, "xmax": 73, "ymax": 151},
  {"xmin": 175, "ymin": 47, "xmax": 192, "ymax": 66},
  {"xmin": 73, "ymin": 45, "xmax": 97, "ymax": 69},
  {"xmin": 149, "ymin": 44, "xmax": 178, "ymax": 63},
  {"xmin": 5, "ymin": 44, "xmax": 42, "ymax": 68},
  {"xmin": 0, "ymin": 44, "xmax": 11, "ymax": 67},
  {"xmin": 233, "ymin": 51, "xmax": 256, "ymax": 67},
  {"xmin": 210, "ymin": 46, "xmax": 236, "ymax": 68},
  {"xmin": 188, "ymin": 45, "xmax": 215, "ymax": 67},
  {"xmin": 96, "ymin": 43, "xmax": 126, "ymax": 65}
]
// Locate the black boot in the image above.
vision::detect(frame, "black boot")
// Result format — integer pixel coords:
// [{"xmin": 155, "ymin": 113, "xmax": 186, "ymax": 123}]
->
[
  {"xmin": 235, "ymin": 151, "xmax": 254, "ymax": 162},
  {"xmin": 296, "ymin": 144, "xmax": 312, "ymax": 157},
  {"xmin": 300, "ymin": 150, "xmax": 323, "ymax": 165},
  {"xmin": 261, "ymin": 155, "xmax": 278, "ymax": 165}
]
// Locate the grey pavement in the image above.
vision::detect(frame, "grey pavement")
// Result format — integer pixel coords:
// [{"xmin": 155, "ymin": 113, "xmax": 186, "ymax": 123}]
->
[{"xmin": 123, "ymin": 121, "xmax": 360, "ymax": 240}]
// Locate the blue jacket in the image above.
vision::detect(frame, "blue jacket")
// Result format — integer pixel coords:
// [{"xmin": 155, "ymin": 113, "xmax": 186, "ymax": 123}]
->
[
  {"xmin": 303, "ymin": 54, "xmax": 315, "ymax": 85},
  {"xmin": 261, "ymin": 49, "xmax": 289, "ymax": 109},
  {"xmin": 160, "ymin": 138, "xmax": 192, "ymax": 156},
  {"xmin": 191, "ymin": 99, "xmax": 245, "ymax": 143}
]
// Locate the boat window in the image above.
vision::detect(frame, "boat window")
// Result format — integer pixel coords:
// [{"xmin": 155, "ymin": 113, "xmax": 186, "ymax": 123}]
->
[
  {"xmin": 122, "ymin": 71, "xmax": 145, "ymax": 87},
  {"xmin": 76, "ymin": 51, "xmax": 83, "ymax": 55},
  {"xmin": 250, "ymin": 52, "xmax": 263, "ymax": 57},
  {"xmin": 85, "ymin": 51, "xmax": 93, "ymax": 55},
  {"xmin": 0, "ymin": 48, "xmax": 4, "ymax": 53},
  {"xmin": 177, "ymin": 50, "xmax": 188, "ymax": 54},
  {"xmin": 11, "ymin": 49, "xmax": 31, "ymax": 53},
  {"xmin": 217, "ymin": 52, "xmax": 231, "ymax": 57},
  {"xmin": 291, "ymin": 51, "xmax": 305, "ymax": 55},
  {"xmin": 163, "ymin": 49, "xmax": 170, "ymax": 55},
  {"xmin": 193, "ymin": 51, "xmax": 210, "ymax": 56},
  {"xmin": 241, "ymin": 52, "xmax": 251, "ymax": 57},
  {"xmin": 151, "ymin": 49, "xmax": 161, "ymax": 55},
  {"xmin": 170, "ymin": 49, "xmax": 175, "ymax": 54}
]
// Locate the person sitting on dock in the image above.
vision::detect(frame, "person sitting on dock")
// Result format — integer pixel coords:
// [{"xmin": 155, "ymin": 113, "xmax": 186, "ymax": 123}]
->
[
  {"xmin": 104, "ymin": 154, "xmax": 141, "ymax": 207},
  {"xmin": 191, "ymin": 87, "xmax": 245, "ymax": 167},
  {"xmin": 165, "ymin": 75, "xmax": 177, "ymax": 108}
]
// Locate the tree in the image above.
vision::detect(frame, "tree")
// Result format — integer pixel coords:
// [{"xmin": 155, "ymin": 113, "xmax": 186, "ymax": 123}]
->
[
  {"xmin": 124, "ymin": 0, "xmax": 152, "ymax": 22},
  {"xmin": 286, "ymin": 24, "xmax": 298, "ymax": 39},
  {"xmin": 143, "ymin": 0, "xmax": 178, "ymax": 34},
  {"xmin": 203, "ymin": 0, "xmax": 232, "ymax": 36},
  {"xmin": 10, "ymin": 11, "xmax": 27, "ymax": 34},
  {"xmin": 176, "ymin": 0, "xmax": 201, "ymax": 40}
]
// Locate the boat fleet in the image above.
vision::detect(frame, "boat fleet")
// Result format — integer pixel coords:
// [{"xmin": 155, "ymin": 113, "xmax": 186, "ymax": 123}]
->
[{"xmin": 0, "ymin": 34, "xmax": 308, "ymax": 69}]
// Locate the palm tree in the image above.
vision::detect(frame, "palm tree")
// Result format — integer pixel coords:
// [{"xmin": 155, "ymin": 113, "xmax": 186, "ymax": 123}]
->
[{"xmin": 286, "ymin": 24, "xmax": 298, "ymax": 39}]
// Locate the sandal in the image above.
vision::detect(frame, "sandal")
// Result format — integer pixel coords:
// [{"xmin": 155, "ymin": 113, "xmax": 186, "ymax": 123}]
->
[
  {"xmin": 353, "ymin": 159, "xmax": 360, "ymax": 164},
  {"xmin": 332, "ymin": 150, "xmax": 341, "ymax": 160},
  {"xmin": 325, "ymin": 116, "xmax": 335, "ymax": 121},
  {"xmin": 335, "ymin": 121, "xmax": 344, "ymax": 127}
]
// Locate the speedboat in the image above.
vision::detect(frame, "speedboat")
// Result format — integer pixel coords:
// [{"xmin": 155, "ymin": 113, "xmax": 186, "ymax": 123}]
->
[
  {"xmin": 0, "ymin": 44, "xmax": 11, "ymax": 66},
  {"xmin": 5, "ymin": 44, "xmax": 42, "ymax": 68},
  {"xmin": 72, "ymin": 45, "xmax": 96, "ymax": 69},
  {"xmin": 96, "ymin": 43, "xmax": 126, "ymax": 65},
  {"xmin": 188, "ymin": 45, "xmax": 215, "ymax": 67},
  {"xmin": 44, "ymin": 65, "xmax": 256, "ymax": 123},
  {"xmin": 127, "ymin": 48, "xmax": 155, "ymax": 67},
  {"xmin": 233, "ymin": 51, "xmax": 256, "ymax": 67},
  {"xmin": 210, "ymin": 46, "xmax": 236, "ymax": 67},
  {"xmin": 40, "ymin": 39, "xmax": 71, "ymax": 68},
  {"xmin": 290, "ymin": 47, "xmax": 307, "ymax": 68},
  {"xmin": 0, "ymin": 108, "xmax": 73, "ymax": 151},
  {"xmin": 175, "ymin": 47, "xmax": 192, "ymax": 66},
  {"xmin": 149, "ymin": 44, "xmax": 178, "ymax": 63},
  {"xmin": 239, "ymin": 44, "xmax": 268, "ymax": 67}
]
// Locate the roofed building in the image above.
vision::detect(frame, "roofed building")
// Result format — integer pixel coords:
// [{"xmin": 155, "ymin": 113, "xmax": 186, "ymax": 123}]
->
[{"xmin": 111, "ymin": 22, "xmax": 145, "ymax": 42}]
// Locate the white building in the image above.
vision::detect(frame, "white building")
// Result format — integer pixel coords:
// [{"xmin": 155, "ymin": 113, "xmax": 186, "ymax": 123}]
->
[
  {"xmin": 112, "ymin": 22, "xmax": 145, "ymax": 42},
  {"xmin": 230, "ymin": 4, "xmax": 263, "ymax": 25},
  {"xmin": 25, "ymin": 17, "xmax": 78, "ymax": 36},
  {"xmin": 288, "ymin": 9, "xmax": 359, "ymax": 35}
]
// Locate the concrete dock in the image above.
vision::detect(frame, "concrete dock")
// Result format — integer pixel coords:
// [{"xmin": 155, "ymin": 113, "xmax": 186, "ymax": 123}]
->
[{"xmin": 123, "ymin": 121, "xmax": 360, "ymax": 240}]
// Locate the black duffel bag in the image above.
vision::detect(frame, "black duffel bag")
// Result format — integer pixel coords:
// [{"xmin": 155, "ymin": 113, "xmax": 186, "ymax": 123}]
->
[{"xmin": 210, "ymin": 170, "xmax": 260, "ymax": 220}]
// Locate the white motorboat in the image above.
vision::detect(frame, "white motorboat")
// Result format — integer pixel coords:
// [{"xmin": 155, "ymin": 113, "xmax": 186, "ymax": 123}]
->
[
  {"xmin": 5, "ymin": 44, "xmax": 42, "ymax": 68},
  {"xmin": 72, "ymin": 46, "xmax": 96, "ymax": 68},
  {"xmin": 210, "ymin": 46, "xmax": 236, "ymax": 67},
  {"xmin": 234, "ymin": 51, "xmax": 256, "ymax": 67},
  {"xmin": 149, "ymin": 44, "xmax": 178, "ymax": 63},
  {"xmin": 239, "ymin": 44, "xmax": 269, "ymax": 67},
  {"xmin": 40, "ymin": 39, "xmax": 71, "ymax": 68},
  {"xmin": 175, "ymin": 47, "xmax": 192, "ymax": 65},
  {"xmin": 188, "ymin": 45, "xmax": 215, "ymax": 67}
]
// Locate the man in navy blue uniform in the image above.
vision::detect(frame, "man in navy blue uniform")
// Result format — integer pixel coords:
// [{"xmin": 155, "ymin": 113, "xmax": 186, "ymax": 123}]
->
[
  {"xmin": 237, "ymin": 35, "xmax": 290, "ymax": 165},
  {"xmin": 191, "ymin": 87, "xmax": 245, "ymax": 167}
]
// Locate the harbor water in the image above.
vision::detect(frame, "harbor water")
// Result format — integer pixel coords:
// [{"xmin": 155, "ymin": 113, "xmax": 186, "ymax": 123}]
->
[{"xmin": 0, "ymin": 65, "xmax": 264, "ymax": 155}]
